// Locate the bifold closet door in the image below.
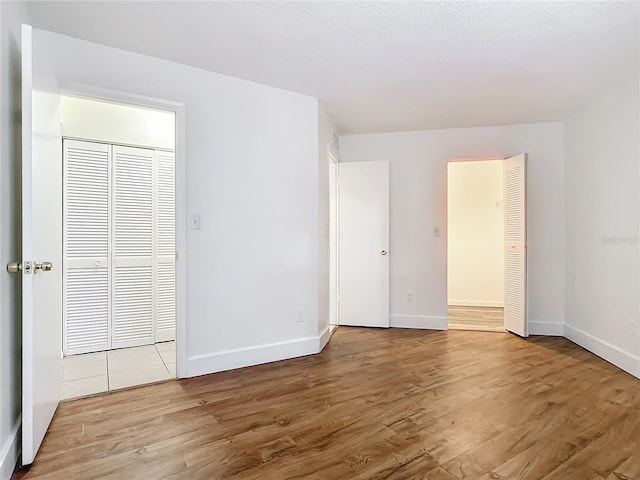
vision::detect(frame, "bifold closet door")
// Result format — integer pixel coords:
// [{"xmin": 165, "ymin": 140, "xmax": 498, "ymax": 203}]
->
[
  {"xmin": 63, "ymin": 140, "xmax": 110, "ymax": 355},
  {"xmin": 155, "ymin": 151, "xmax": 176, "ymax": 342},
  {"xmin": 112, "ymin": 145, "xmax": 155, "ymax": 349}
]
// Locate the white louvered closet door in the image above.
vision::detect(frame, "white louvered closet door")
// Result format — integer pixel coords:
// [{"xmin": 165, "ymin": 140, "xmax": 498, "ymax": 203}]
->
[
  {"xmin": 63, "ymin": 140, "xmax": 111, "ymax": 355},
  {"xmin": 155, "ymin": 151, "xmax": 176, "ymax": 341},
  {"xmin": 112, "ymin": 145, "xmax": 155, "ymax": 348},
  {"xmin": 503, "ymin": 153, "xmax": 527, "ymax": 337}
]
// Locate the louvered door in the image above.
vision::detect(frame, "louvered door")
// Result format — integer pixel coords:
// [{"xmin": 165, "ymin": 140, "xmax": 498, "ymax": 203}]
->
[
  {"xmin": 155, "ymin": 151, "xmax": 176, "ymax": 341},
  {"xmin": 503, "ymin": 153, "xmax": 527, "ymax": 337},
  {"xmin": 112, "ymin": 145, "xmax": 155, "ymax": 348},
  {"xmin": 63, "ymin": 141, "xmax": 175, "ymax": 353},
  {"xmin": 63, "ymin": 140, "xmax": 111, "ymax": 355}
]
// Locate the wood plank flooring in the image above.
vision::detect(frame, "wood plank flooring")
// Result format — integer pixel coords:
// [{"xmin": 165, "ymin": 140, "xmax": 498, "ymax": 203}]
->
[
  {"xmin": 448, "ymin": 305, "xmax": 505, "ymax": 332},
  {"xmin": 14, "ymin": 327, "xmax": 640, "ymax": 480}
]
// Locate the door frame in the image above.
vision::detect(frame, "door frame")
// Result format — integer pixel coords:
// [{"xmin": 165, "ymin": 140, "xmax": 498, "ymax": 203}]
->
[
  {"xmin": 328, "ymin": 146, "xmax": 339, "ymax": 328},
  {"xmin": 60, "ymin": 84, "xmax": 187, "ymax": 377},
  {"xmin": 445, "ymin": 156, "xmax": 528, "ymax": 333}
]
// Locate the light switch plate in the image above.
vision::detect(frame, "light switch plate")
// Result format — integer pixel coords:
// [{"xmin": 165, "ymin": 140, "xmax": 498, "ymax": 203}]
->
[{"xmin": 190, "ymin": 214, "xmax": 201, "ymax": 230}]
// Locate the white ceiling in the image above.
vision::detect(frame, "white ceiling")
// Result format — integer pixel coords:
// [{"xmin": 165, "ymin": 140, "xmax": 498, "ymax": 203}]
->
[{"xmin": 26, "ymin": 1, "xmax": 639, "ymax": 135}]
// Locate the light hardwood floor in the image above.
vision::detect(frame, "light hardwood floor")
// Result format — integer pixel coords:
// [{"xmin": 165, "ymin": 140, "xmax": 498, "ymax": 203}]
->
[
  {"xmin": 448, "ymin": 305, "xmax": 505, "ymax": 332},
  {"xmin": 14, "ymin": 327, "xmax": 640, "ymax": 480}
]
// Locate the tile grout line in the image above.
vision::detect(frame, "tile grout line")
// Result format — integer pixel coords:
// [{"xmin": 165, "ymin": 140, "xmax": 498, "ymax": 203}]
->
[
  {"xmin": 155, "ymin": 341, "xmax": 176, "ymax": 377},
  {"xmin": 156, "ymin": 343, "xmax": 173, "ymax": 377}
]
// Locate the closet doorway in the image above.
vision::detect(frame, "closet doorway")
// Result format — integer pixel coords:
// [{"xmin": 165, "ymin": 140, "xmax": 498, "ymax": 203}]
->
[
  {"xmin": 446, "ymin": 154, "xmax": 528, "ymax": 336},
  {"xmin": 61, "ymin": 96, "xmax": 177, "ymax": 399},
  {"xmin": 447, "ymin": 159, "xmax": 506, "ymax": 332}
]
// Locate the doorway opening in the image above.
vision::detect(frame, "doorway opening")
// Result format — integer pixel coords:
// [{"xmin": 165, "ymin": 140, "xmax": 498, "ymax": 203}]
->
[
  {"xmin": 447, "ymin": 159, "xmax": 506, "ymax": 332},
  {"xmin": 61, "ymin": 95, "xmax": 177, "ymax": 399}
]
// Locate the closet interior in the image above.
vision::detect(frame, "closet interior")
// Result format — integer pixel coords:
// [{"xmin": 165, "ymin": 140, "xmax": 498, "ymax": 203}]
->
[{"xmin": 61, "ymin": 96, "xmax": 177, "ymax": 398}]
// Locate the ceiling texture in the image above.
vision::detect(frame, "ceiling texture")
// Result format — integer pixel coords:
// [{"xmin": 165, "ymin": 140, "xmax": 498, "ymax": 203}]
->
[{"xmin": 26, "ymin": 1, "xmax": 640, "ymax": 135}]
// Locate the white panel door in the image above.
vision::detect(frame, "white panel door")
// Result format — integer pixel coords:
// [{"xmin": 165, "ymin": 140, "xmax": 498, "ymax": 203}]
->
[
  {"xmin": 113, "ymin": 145, "xmax": 154, "ymax": 348},
  {"xmin": 503, "ymin": 153, "xmax": 528, "ymax": 337},
  {"xmin": 20, "ymin": 24, "xmax": 63, "ymax": 466},
  {"xmin": 63, "ymin": 140, "xmax": 110, "ymax": 355},
  {"xmin": 155, "ymin": 150, "xmax": 176, "ymax": 341},
  {"xmin": 338, "ymin": 161, "xmax": 390, "ymax": 327}
]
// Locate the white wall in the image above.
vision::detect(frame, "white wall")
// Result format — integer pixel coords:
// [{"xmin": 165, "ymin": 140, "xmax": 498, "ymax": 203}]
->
[
  {"xmin": 61, "ymin": 95, "xmax": 175, "ymax": 149},
  {"xmin": 340, "ymin": 123, "xmax": 565, "ymax": 334},
  {"xmin": 28, "ymin": 28, "xmax": 324, "ymax": 377},
  {"xmin": 0, "ymin": 4, "xmax": 30, "ymax": 478},
  {"xmin": 447, "ymin": 160, "xmax": 504, "ymax": 307},
  {"xmin": 564, "ymin": 68, "xmax": 640, "ymax": 378}
]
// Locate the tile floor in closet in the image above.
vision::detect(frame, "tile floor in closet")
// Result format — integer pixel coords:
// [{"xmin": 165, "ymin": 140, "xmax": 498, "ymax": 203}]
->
[{"xmin": 61, "ymin": 341, "xmax": 175, "ymax": 400}]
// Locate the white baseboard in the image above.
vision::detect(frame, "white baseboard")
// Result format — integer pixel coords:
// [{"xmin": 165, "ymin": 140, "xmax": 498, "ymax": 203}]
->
[
  {"xmin": 318, "ymin": 326, "xmax": 331, "ymax": 352},
  {"xmin": 529, "ymin": 321, "xmax": 564, "ymax": 336},
  {"xmin": 390, "ymin": 314, "xmax": 448, "ymax": 330},
  {"xmin": 0, "ymin": 418, "xmax": 20, "ymax": 480},
  {"xmin": 186, "ymin": 335, "xmax": 323, "ymax": 377},
  {"xmin": 563, "ymin": 324, "xmax": 640, "ymax": 379},
  {"xmin": 448, "ymin": 300, "xmax": 504, "ymax": 308}
]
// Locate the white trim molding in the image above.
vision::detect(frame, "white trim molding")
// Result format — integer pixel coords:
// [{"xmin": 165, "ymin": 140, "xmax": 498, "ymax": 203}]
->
[
  {"xmin": 187, "ymin": 335, "xmax": 327, "ymax": 377},
  {"xmin": 0, "ymin": 418, "xmax": 20, "ymax": 480},
  {"xmin": 317, "ymin": 326, "xmax": 331, "ymax": 352},
  {"xmin": 564, "ymin": 324, "xmax": 640, "ymax": 379},
  {"xmin": 529, "ymin": 321, "xmax": 564, "ymax": 336},
  {"xmin": 390, "ymin": 314, "xmax": 448, "ymax": 330}
]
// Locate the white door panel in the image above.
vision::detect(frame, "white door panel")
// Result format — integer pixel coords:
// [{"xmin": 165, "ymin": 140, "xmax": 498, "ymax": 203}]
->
[
  {"xmin": 63, "ymin": 140, "xmax": 110, "ymax": 355},
  {"xmin": 155, "ymin": 151, "xmax": 176, "ymax": 342},
  {"xmin": 503, "ymin": 153, "xmax": 527, "ymax": 337},
  {"xmin": 63, "ymin": 143, "xmax": 176, "ymax": 352},
  {"xmin": 338, "ymin": 161, "xmax": 389, "ymax": 328},
  {"xmin": 21, "ymin": 24, "xmax": 63, "ymax": 465},
  {"xmin": 113, "ymin": 145, "xmax": 155, "ymax": 348}
]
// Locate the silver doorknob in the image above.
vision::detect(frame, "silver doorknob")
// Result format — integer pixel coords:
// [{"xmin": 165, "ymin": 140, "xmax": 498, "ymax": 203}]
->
[
  {"xmin": 34, "ymin": 261, "xmax": 53, "ymax": 272},
  {"xmin": 7, "ymin": 262, "xmax": 22, "ymax": 273},
  {"xmin": 380, "ymin": 250, "xmax": 388, "ymax": 255}
]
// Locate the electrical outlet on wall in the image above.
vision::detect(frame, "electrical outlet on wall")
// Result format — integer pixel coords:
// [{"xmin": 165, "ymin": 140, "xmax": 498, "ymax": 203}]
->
[{"xmin": 406, "ymin": 292, "xmax": 413, "ymax": 303}]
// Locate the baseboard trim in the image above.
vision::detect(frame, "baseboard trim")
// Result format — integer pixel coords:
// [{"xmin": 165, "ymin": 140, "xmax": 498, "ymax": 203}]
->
[
  {"xmin": 318, "ymin": 326, "xmax": 331, "ymax": 352},
  {"xmin": 563, "ymin": 324, "xmax": 640, "ymax": 379},
  {"xmin": 390, "ymin": 314, "xmax": 448, "ymax": 330},
  {"xmin": 529, "ymin": 321, "xmax": 564, "ymax": 336},
  {"xmin": 186, "ymin": 335, "xmax": 322, "ymax": 377},
  {"xmin": 448, "ymin": 301, "xmax": 504, "ymax": 308},
  {"xmin": 0, "ymin": 417, "xmax": 20, "ymax": 480}
]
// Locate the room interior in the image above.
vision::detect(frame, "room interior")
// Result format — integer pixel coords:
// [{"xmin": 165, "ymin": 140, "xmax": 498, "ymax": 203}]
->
[{"xmin": 0, "ymin": 1, "xmax": 638, "ymax": 479}]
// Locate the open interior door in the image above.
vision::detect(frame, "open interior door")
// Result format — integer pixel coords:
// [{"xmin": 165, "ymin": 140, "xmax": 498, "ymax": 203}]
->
[
  {"xmin": 503, "ymin": 153, "xmax": 527, "ymax": 337},
  {"xmin": 19, "ymin": 24, "xmax": 63, "ymax": 465},
  {"xmin": 338, "ymin": 161, "xmax": 389, "ymax": 328}
]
